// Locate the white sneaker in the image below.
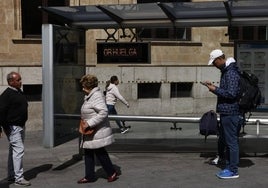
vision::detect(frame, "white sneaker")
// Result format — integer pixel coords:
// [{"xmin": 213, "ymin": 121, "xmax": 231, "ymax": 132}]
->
[
  {"xmin": 121, "ymin": 128, "xmax": 129, "ymax": 134},
  {"xmin": 210, "ymin": 156, "xmax": 219, "ymax": 165},
  {"xmin": 15, "ymin": 178, "xmax": 31, "ymax": 186}
]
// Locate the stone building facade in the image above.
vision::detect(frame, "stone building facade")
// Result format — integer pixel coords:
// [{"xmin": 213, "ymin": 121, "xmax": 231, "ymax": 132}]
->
[{"xmin": 0, "ymin": 0, "xmax": 235, "ymax": 131}]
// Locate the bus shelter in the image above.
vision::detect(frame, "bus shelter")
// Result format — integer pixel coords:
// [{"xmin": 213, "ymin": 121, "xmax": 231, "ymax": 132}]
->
[{"xmin": 42, "ymin": 1, "xmax": 268, "ymax": 148}]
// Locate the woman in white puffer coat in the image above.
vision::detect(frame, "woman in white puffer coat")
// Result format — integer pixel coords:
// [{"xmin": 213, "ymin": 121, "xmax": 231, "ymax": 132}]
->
[{"xmin": 77, "ymin": 74, "xmax": 118, "ymax": 184}]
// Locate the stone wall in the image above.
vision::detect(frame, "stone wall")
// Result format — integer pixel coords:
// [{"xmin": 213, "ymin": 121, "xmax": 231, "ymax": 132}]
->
[
  {"xmin": 88, "ymin": 66, "xmax": 220, "ymax": 116},
  {"xmin": 0, "ymin": 0, "xmax": 231, "ymax": 131}
]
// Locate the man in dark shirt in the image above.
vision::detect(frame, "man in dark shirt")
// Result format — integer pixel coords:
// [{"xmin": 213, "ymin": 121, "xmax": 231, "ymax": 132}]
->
[
  {"xmin": 203, "ymin": 49, "xmax": 243, "ymax": 179},
  {"xmin": 0, "ymin": 72, "xmax": 31, "ymax": 186}
]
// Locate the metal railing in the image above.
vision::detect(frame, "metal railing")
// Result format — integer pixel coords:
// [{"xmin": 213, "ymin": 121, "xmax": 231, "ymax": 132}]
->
[{"xmin": 55, "ymin": 114, "xmax": 268, "ymax": 136}]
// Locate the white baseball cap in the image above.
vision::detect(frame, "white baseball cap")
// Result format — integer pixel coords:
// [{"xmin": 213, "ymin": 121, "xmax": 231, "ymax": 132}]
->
[{"xmin": 208, "ymin": 49, "xmax": 224, "ymax": 65}]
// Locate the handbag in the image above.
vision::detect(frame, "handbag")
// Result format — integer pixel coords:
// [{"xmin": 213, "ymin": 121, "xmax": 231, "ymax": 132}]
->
[{"xmin": 79, "ymin": 119, "xmax": 95, "ymax": 135}]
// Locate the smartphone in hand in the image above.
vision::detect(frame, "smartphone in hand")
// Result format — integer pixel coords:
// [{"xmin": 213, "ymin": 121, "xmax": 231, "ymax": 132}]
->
[{"xmin": 200, "ymin": 81, "xmax": 207, "ymax": 86}]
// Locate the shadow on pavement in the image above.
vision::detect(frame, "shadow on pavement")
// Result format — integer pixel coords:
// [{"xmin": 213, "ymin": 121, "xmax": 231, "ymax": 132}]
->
[
  {"xmin": 24, "ymin": 164, "xmax": 53, "ymax": 180},
  {"xmin": 0, "ymin": 164, "xmax": 52, "ymax": 188},
  {"xmin": 53, "ymin": 154, "xmax": 82, "ymax": 171},
  {"xmin": 0, "ymin": 180, "xmax": 10, "ymax": 188},
  {"xmin": 199, "ymin": 152, "xmax": 255, "ymax": 168},
  {"xmin": 239, "ymin": 158, "xmax": 255, "ymax": 168},
  {"xmin": 94, "ymin": 164, "xmax": 122, "ymax": 180}
]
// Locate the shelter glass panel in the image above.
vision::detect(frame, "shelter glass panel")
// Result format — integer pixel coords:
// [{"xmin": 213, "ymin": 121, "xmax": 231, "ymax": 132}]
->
[
  {"xmin": 136, "ymin": 0, "xmax": 191, "ymax": 41},
  {"xmin": 53, "ymin": 26, "xmax": 85, "ymax": 146}
]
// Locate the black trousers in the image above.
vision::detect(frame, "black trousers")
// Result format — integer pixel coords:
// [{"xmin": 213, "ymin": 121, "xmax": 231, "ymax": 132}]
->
[{"xmin": 84, "ymin": 147, "xmax": 115, "ymax": 180}]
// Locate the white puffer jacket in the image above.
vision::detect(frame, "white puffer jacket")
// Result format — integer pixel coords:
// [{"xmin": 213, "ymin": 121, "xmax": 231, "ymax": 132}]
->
[
  {"xmin": 80, "ymin": 87, "xmax": 114, "ymax": 149},
  {"xmin": 106, "ymin": 83, "xmax": 129, "ymax": 106}
]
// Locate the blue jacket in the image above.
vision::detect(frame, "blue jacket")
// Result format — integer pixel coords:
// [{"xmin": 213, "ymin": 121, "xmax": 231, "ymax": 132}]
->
[{"xmin": 213, "ymin": 58, "xmax": 241, "ymax": 115}]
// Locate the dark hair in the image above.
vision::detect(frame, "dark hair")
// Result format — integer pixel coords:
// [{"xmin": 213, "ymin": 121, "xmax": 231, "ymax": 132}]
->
[
  {"xmin": 110, "ymin": 75, "xmax": 118, "ymax": 84},
  {"xmin": 219, "ymin": 54, "xmax": 225, "ymax": 59},
  {"xmin": 105, "ymin": 75, "xmax": 118, "ymax": 90}
]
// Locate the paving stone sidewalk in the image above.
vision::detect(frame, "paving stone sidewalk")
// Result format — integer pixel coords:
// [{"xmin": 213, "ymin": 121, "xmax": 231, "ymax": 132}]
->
[{"xmin": 1, "ymin": 130, "xmax": 268, "ymax": 188}]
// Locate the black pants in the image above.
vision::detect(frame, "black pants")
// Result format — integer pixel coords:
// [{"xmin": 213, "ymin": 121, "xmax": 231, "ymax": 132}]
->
[{"xmin": 84, "ymin": 147, "xmax": 115, "ymax": 180}]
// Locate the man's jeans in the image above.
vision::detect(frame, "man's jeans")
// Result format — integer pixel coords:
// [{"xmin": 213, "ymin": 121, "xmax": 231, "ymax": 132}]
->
[
  {"xmin": 6, "ymin": 125, "xmax": 25, "ymax": 181},
  {"xmin": 219, "ymin": 114, "xmax": 243, "ymax": 173}
]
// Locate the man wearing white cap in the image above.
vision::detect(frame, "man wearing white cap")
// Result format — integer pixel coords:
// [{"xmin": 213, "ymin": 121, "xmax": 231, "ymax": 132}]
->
[{"xmin": 203, "ymin": 49, "xmax": 243, "ymax": 179}]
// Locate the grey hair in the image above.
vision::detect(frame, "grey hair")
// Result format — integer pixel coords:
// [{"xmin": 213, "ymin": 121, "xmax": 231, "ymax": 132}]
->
[{"xmin": 6, "ymin": 72, "xmax": 17, "ymax": 82}]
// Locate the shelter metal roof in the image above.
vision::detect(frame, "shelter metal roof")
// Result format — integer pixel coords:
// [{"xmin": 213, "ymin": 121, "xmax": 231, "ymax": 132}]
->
[{"xmin": 41, "ymin": 1, "xmax": 268, "ymax": 30}]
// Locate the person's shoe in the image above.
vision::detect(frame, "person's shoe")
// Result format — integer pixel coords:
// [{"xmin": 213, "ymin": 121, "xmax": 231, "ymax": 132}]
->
[
  {"xmin": 210, "ymin": 156, "xmax": 219, "ymax": 165},
  {"xmin": 77, "ymin": 177, "xmax": 92, "ymax": 184},
  {"xmin": 107, "ymin": 172, "xmax": 118, "ymax": 182},
  {"xmin": 120, "ymin": 128, "xmax": 129, "ymax": 134},
  {"xmin": 14, "ymin": 178, "xmax": 31, "ymax": 186},
  {"xmin": 216, "ymin": 169, "xmax": 239, "ymax": 179},
  {"xmin": 216, "ymin": 168, "xmax": 228, "ymax": 176},
  {"xmin": 209, "ymin": 156, "xmax": 225, "ymax": 165}
]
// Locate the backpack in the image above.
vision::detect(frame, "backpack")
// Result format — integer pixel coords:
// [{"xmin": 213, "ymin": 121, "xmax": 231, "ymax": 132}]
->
[
  {"xmin": 238, "ymin": 71, "xmax": 262, "ymax": 133},
  {"xmin": 238, "ymin": 71, "xmax": 262, "ymax": 115},
  {"xmin": 199, "ymin": 110, "xmax": 219, "ymax": 141}
]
